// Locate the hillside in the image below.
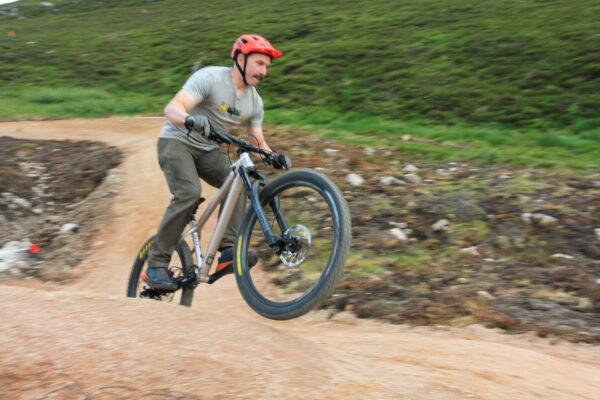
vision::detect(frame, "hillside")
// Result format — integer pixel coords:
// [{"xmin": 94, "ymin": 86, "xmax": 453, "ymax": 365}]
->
[{"xmin": 1, "ymin": 0, "xmax": 599, "ymax": 131}]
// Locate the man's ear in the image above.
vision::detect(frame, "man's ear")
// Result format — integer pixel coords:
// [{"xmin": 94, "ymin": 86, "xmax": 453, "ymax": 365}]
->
[{"xmin": 236, "ymin": 53, "xmax": 246, "ymax": 65}]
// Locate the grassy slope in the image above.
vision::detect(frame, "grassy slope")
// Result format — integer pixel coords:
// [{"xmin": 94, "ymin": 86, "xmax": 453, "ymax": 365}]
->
[{"xmin": 0, "ymin": 0, "xmax": 599, "ymax": 171}]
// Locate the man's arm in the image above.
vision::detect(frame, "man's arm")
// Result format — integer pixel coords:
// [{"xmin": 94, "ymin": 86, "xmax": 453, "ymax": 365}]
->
[
  {"xmin": 247, "ymin": 125, "xmax": 273, "ymax": 153},
  {"xmin": 164, "ymin": 89, "xmax": 198, "ymax": 126}
]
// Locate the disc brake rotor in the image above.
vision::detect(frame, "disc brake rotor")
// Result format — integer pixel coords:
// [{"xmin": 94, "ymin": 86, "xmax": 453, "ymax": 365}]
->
[{"xmin": 280, "ymin": 224, "xmax": 311, "ymax": 267}]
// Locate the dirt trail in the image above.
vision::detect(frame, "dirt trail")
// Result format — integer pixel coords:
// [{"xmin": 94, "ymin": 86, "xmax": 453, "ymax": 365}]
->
[{"xmin": 1, "ymin": 118, "xmax": 598, "ymax": 400}]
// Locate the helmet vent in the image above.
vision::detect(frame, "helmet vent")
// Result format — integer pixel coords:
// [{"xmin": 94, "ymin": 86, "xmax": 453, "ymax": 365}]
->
[{"xmin": 241, "ymin": 38, "xmax": 248, "ymax": 44}]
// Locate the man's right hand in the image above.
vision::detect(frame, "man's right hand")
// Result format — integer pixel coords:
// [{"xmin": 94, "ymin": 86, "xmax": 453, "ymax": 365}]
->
[{"xmin": 184, "ymin": 115, "xmax": 211, "ymax": 137}]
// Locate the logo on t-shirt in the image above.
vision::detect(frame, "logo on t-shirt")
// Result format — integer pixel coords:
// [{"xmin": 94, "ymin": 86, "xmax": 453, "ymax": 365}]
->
[{"xmin": 219, "ymin": 102, "xmax": 245, "ymax": 120}]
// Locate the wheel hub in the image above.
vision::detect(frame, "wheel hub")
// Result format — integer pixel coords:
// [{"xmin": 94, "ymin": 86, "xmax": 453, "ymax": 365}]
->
[{"xmin": 280, "ymin": 224, "xmax": 311, "ymax": 267}]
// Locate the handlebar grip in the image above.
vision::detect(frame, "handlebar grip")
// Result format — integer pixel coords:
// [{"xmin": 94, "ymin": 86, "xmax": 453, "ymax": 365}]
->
[
  {"xmin": 183, "ymin": 116, "xmax": 195, "ymax": 131},
  {"xmin": 209, "ymin": 127, "xmax": 232, "ymax": 144},
  {"xmin": 272, "ymin": 154, "xmax": 292, "ymax": 170}
]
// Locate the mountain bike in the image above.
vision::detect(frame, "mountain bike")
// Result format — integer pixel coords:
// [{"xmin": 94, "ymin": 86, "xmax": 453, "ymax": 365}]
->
[{"xmin": 126, "ymin": 128, "xmax": 351, "ymax": 320}]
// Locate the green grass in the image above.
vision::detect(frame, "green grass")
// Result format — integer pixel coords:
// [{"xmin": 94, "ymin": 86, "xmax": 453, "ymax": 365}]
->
[
  {"xmin": 266, "ymin": 107, "xmax": 600, "ymax": 172},
  {"xmin": 1, "ymin": 0, "xmax": 599, "ymax": 129},
  {"xmin": 451, "ymin": 221, "xmax": 492, "ymax": 245},
  {"xmin": 346, "ymin": 252, "xmax": 398, "ymax": 279},
  {"xmin": 0, "ymin": 87, "xmax": 161, "ymax": 119},
  {"xmin": 1, "ymin": 0, "xmax": 599, "ymax": 172}
]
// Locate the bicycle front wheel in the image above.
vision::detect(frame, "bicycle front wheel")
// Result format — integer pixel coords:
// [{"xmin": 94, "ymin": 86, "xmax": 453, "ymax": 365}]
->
[
  {"xmin": 235, "ymin": 170, "xmax": 351, "ymax": 320},
  {"xmin": 126, "ymin": 235, "xmax": 195, "ymax": 306}
]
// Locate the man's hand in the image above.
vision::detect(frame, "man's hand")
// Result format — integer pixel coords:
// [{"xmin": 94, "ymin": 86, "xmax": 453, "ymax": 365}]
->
[
  {"xmin": 272, "ymin": 154, "xmax": 291, "ymax": 170},
  {"xmin": 184, "ymin": 115, "xmax": 211, "ymax": 137}
]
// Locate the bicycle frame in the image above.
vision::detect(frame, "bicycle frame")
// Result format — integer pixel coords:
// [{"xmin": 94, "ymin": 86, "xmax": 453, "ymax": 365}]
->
[{"xmin": 177, "ymin": 151, "xmax": 287, "ymax": 283}]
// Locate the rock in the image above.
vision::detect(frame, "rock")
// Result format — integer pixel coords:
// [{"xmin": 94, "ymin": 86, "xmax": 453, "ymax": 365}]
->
[
  {"xmin": 403, "ymin": 173, "xmax": 421, "ymax": 184},
  {"xmin": 32, "ymin": 208, "xmax": 43, "ymax": 214},
  {"xmin": 595, "ymin": 228, "xmax": 600, "ymax": 240},
  {"xmin": 389, "ymin": 228, "xmax": 408, "ymax": 241},
  {"xmin": 0, "ymin": 241, "xmax": 27, "ymax": 272},
  {"xmin": 460, "ymin": 246, "xmax": 480, "ymax": 256},
  {"xmin": 401, "ymin": 134, "xmax": 412, "ymax": 141},
  {"xmin": 537, "ymin": 214, "xmax": 558, "ymax": 227},
  {"xmin": 513, "ymin": 236, "xmax": 526, "ymax": 249},
  {"xmin": 39, "ymin": 2, "xmax": 54, "ymax": 6},
  {"xmin": 436, "ymin": 169, "xmax": 447, "ymax": 175},
  {"xmin": 522, "ymin": 213, "xmax": 559, "ymax": 227},
  {"xmin": 346, "ymin": 173, "xmax": 364, "ymax": 187},
  {"xmin": 403, "ymin": 164, "xmax": 418, "ymax": 172},
  {"xmin": 389, "ymin": 221, "xmax": 408, "ymax": 229},
  {"xmin": 432, "ymin": 219, "xmax": 450, "ymax": 232},
  {"xmin": 60, "ymin": 223, "xmax": 80, "ymax": 234},
  {"xmin": 495, "ymin": 235, "xmax": 512, "ymax": 249},
  {"xmin": 498, "ymin": 175, "xmax": 511, "ymax": 180},
  {"xmin": 46, "ymin": 215, "xmax": 61, "ymax": 223},
  {"xmin": 477, "ymin": 290, "xmax": 495, "ymax": 300},
  {"xmin": 551, "ymin": 253, "xmax": 574, "ymax": 260},
  {"xmin": 13, "ymin": 197, "xmax": 32, "ymax": 209},
  {"xmin": 364, "ymin": 147, "xmax": 376, "ymax": 155},
  {"xmin": 379, "ymin": 176, "xmax": 406, "ymax": 186},
  {"xmin": 574, "ymin": 298, "xmax": 593, "ymax": 312},
  {"xmin": 14, "ymin": 260, "xmax": 37, "ymax": 274},
  {"xmin": 593, "ymin": 181, "xmax": 600, "ymax": 188},
  {"xmin": 104, "ymin": 170, "xmax": 122, "ymax": 194},
  {"xmin": 516, "ymin": 279, "xmax": 531, "ymax": 287},
  {"xmin": 32, "ymin": 187, "xmax": 45, "ymax": 197},
  {"xmin": 324, "ymin": 148, "xmax": 339, "ymax": 156}
]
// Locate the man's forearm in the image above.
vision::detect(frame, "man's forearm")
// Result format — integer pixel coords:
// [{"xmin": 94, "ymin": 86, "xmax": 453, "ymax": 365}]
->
[{"xmin": 164, "ymin": 101, "xmax": 189, "ymax": 126}]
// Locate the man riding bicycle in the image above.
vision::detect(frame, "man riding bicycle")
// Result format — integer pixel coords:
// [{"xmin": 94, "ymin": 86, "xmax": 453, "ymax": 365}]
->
[{"xmin": 143, "ymin": 34, "xmax": 283, "ymax": 291}]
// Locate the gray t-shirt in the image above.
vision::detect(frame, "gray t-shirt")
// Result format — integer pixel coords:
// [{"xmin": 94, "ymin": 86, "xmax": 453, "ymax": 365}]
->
[{"xmin": 159, "ymin": 66, "xmax": 264, "ymax": 150}]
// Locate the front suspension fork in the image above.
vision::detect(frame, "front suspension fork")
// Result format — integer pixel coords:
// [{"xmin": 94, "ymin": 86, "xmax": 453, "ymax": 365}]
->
[{"xmin": 239, "ymin": 167, "xmax": 289, "ymax": 255}]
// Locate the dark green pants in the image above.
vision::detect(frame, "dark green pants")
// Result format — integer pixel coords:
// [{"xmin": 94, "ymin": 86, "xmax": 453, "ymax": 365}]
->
[{"xmin": 147, "ymin": 138, "xmax": 246, "ymax": 268}]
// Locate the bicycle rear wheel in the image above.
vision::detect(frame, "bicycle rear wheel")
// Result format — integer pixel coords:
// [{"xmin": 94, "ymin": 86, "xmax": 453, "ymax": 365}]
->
[
  {"xmin": 126, "ymin": 235, "xmax": 195, "ymax": 306},
  {"xmin": 235, "ymin": 170, "xmax": 351, "ymax": 320}
]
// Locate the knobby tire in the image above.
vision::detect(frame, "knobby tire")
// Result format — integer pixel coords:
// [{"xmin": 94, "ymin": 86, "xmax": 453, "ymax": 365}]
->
[{"xmin": 234, "ymin": 169, "xmax": 351, "ymax": 320}]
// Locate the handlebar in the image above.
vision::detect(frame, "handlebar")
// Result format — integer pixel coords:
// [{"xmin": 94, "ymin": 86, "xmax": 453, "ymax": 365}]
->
[{"xmin": 209, "ymin": 126, "xmax": 291, "ymax": 170}]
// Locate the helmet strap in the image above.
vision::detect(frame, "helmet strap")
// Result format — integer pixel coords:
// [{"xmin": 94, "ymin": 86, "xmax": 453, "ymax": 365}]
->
[{"xmin": 234, "ymin": 53, "xmax": 249, "ymax": 86}]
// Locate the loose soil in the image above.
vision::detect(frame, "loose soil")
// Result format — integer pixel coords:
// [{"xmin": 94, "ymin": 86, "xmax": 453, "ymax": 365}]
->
[{"xmin": 0, "ymin": 117, "xmax": 598, "ymax": 400}]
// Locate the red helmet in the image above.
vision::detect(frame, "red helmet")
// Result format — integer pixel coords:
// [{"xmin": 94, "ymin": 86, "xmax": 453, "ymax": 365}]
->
[{"xmin": 231, "ymin": 34, "xmax": 282, "ymax": 60}]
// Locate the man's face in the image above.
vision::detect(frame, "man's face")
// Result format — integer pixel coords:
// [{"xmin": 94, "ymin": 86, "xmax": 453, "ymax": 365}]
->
[{"xmin": 242, "ymin": 53, "xmax": 272, "ymax": 86}]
